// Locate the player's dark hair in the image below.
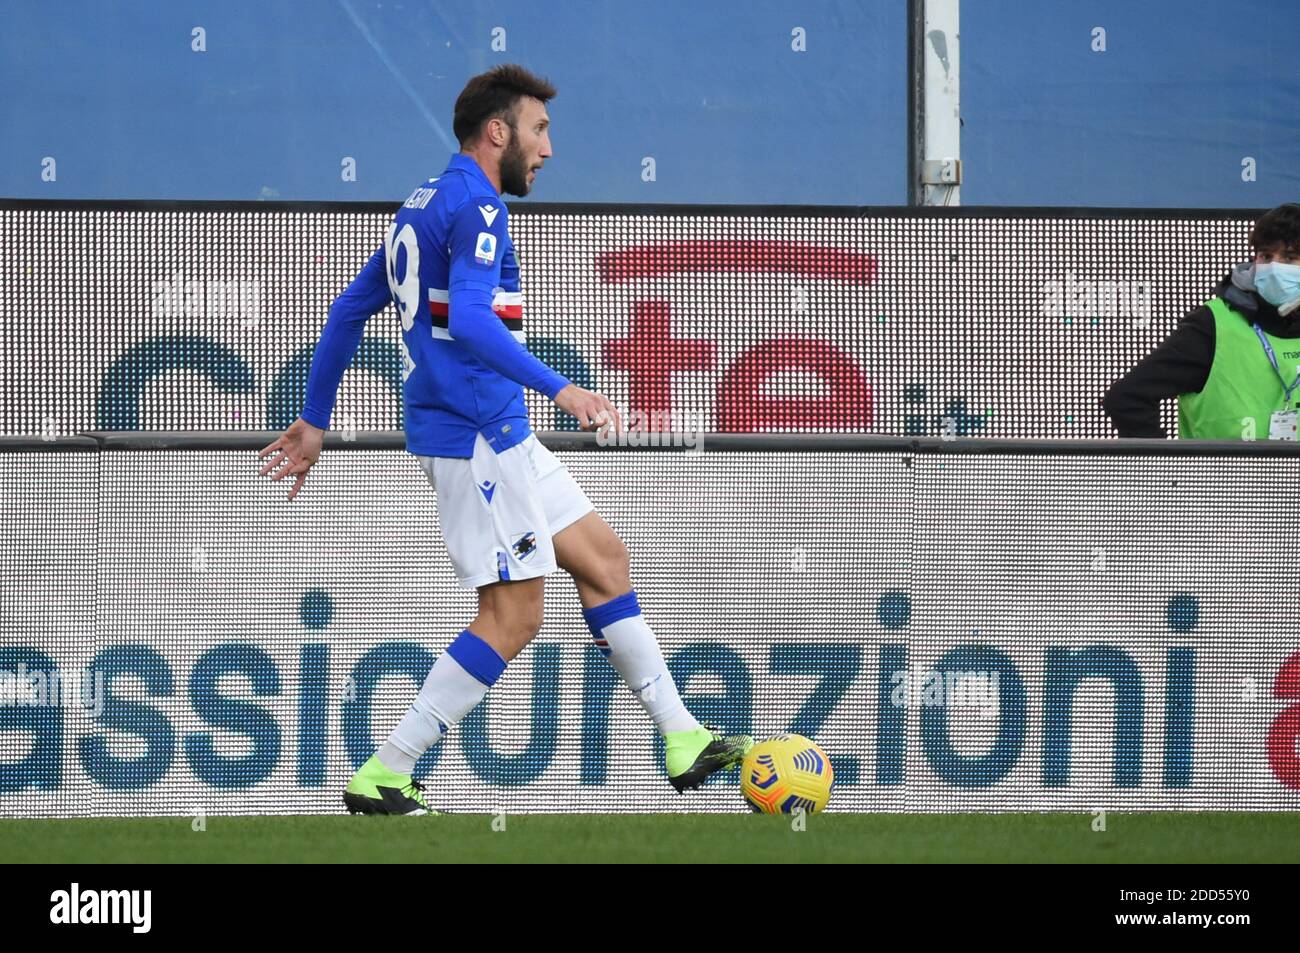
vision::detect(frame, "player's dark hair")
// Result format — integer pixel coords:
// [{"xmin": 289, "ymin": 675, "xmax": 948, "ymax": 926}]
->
[
  {"xmin": 1250, "ymin": 203, "xmax": 1300, "ymax": 257},
  {"xmin": 453, "ymin": 64, "xmax": 557, "ymax": 147}
]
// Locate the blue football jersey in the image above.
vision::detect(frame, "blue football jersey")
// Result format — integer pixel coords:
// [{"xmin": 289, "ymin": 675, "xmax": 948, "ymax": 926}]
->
[{"xmin": 301, "ymin": 153, "xmax": 569, "ymax": 457}]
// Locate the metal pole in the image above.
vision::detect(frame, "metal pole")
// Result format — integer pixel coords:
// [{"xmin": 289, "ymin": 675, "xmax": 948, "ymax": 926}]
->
[{"xmin": 912, "ymin": 0, "xmax": 961, "ymax": 206}]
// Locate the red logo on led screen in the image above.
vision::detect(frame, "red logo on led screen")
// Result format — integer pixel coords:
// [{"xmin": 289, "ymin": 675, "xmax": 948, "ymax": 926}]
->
[{"xmin": 596, "ymin": 240, "xmax": 877, "ymax": 432}]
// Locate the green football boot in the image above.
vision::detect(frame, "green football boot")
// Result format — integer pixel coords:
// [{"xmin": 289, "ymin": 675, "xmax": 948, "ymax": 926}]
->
[
  {"xmin": 343, "ymin": 754, "xmax": 439, "ymax": 815},
  {"xmin": 665, "ymin": 724, "xmax": 754, "ymax": 793}
]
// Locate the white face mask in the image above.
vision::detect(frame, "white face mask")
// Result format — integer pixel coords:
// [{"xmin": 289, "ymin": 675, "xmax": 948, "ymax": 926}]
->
[{"xmin": 1255, "ymin": 261, "xmax": 1300, "ymax": 309}]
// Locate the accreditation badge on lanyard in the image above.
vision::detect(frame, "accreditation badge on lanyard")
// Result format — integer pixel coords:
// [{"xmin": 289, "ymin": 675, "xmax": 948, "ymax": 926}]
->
[
  {"xmin": 1271, "ymin": 410, "xmax": 1299, "ymax": 440},
  {"xmin": 1254, "ymin": 324, "xmax": 1300, "ymax": 440}
]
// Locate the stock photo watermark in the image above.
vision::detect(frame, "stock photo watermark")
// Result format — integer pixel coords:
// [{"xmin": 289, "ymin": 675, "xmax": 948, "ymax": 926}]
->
[
  {"xmin": 594, "ymin": 407, "xmax": 705, "ymax": 453},
  {"xmin": 50, "ymin": 883, "xmax": 152, "ymax": 934},
  {"xmin": 889, "ymin": 668, "xmax": 1001, "ymax": 717},
  {"xmin": 151, "ymin": 273, "xmax": 264, "ymax": 326},
  {"xmin": 1040, "ymin": 273, "xmax": 1153, "ymax": 325},
  {"xmin": 0, "ymin": 663, "xmax": 106, "ymax": 718}
]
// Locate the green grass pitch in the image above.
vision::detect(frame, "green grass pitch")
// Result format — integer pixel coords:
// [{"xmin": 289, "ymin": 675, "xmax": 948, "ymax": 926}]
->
[{"xmin": 4, "ymin": 812, "xmax": 1299, "ymax": 863}]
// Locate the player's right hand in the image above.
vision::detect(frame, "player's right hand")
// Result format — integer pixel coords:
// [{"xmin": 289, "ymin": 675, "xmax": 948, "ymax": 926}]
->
[
  {"xmin": 554, "ymin": 384, "xmax": 621, "ymax": 438},
  {"xmin": 258, "ymin": 417, "xmax": 325, "ymax": 501}
]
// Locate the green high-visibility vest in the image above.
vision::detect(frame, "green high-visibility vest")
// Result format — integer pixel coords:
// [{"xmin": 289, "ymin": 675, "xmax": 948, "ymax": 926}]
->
[{"xmin": 1177, "ymin": 297, "xmax": 1300, "ymax": 439}]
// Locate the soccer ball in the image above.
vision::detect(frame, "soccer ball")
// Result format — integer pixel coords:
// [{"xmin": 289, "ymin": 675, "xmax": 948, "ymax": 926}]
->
[{"xmin": 740, "ymin": 733, "xmax": 833, "ymax": 814}]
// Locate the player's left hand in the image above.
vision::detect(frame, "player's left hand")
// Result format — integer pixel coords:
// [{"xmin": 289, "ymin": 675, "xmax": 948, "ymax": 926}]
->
[
  {"xmin": 554, "ymin": 383, "xmax": 622, "ymax": 439},
  {"xmin": 258, "ymin": 418, "xmax": 324, "ymax": 501}
]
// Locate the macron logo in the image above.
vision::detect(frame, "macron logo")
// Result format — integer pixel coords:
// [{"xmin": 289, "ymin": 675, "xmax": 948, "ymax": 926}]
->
[
  {"xmin": 479, "ymin": 480, "xmax": 496, "ymax": 504},
  {"xmin": 50, "ymin": 883, "xmax": 152, "ymax": 934},
  {"xmin": 478, "ymin": 204, "xmax": 500, "ymax": 227}
]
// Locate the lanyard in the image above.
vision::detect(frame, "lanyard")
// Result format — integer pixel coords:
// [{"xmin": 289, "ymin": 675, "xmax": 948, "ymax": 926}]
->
[{"xmin": 1252, "ymin": 323, "xmax": 1300, "ymax": 406}]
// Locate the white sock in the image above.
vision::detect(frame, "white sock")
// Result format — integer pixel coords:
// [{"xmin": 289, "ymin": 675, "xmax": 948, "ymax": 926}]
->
[
  {"xmin": 378, "ymin": 629, "xmax": 506, "ymax": 774},
  {"xmin": 583, "ymin": 590, "xmax": 701, "ymax": 735}
]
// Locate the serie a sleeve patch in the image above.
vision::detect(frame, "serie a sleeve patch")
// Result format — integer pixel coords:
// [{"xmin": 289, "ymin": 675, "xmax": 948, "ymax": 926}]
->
[{"xmin": 474, "ymin": 231, "xmax": 497, "ymax": 265}]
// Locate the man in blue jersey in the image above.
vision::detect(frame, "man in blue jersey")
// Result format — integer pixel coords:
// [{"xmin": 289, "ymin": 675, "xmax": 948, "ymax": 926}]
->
[{"xmin": 258, "ymin": 64, "xmax": 752, "ymax": 814}]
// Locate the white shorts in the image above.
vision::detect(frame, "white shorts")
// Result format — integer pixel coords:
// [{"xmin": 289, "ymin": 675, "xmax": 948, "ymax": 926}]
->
[{"xmin": 416, "ymin": 433, "xmax": 595, "ymax": 590}]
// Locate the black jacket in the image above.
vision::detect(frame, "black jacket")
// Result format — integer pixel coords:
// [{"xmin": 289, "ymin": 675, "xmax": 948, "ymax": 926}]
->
[{"xmin": 1102, "ymin": 271, "xmax": 1300, "ymax": 437}]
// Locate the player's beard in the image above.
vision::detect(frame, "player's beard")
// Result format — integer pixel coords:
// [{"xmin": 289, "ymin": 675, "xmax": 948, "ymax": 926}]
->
[{"xmin": 499, "ymin": 127, "xmax": 532, "ymax": 197}]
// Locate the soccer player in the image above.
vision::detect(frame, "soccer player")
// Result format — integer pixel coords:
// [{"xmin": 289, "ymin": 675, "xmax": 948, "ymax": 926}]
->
[{"xmin": 257, "ymin": 64, "xmax": 752, "ymax": 814}]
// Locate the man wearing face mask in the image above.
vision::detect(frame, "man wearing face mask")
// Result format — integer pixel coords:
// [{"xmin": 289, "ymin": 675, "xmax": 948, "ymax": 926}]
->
[{"xmin": 1103, "ymin": 203, "xmax": 1300, "ymax": 440}]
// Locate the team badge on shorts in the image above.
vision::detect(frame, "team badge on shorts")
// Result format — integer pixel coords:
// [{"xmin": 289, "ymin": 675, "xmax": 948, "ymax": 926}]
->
[{"xmin": 511, "ymin": 531, "xmax": 538, "ymax": 562}]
